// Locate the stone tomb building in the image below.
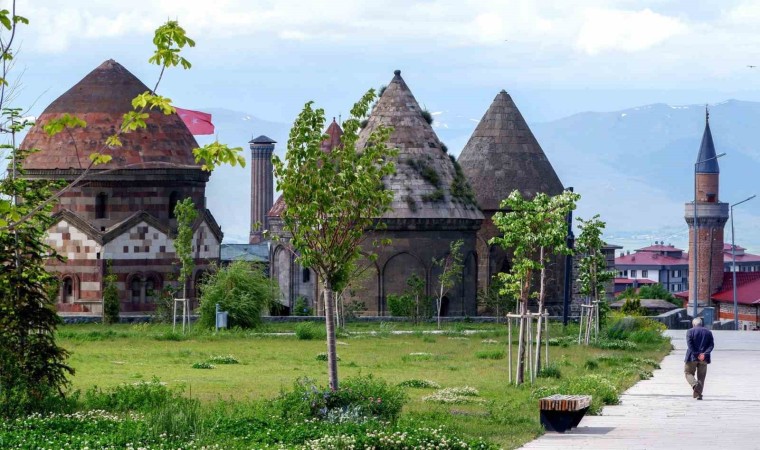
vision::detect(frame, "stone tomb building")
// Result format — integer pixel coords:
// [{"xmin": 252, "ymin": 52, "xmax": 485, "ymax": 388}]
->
[
  {"xmin": 260, "ymin": 72, "xmax": 570, "ymax": 316},
  {"xmin": 458, "ymin": 90, "xmax": 567, "ymax": 313},
  {"xmin": 20, "ymin": 60, "xmax": 222, "ymax": 314}
]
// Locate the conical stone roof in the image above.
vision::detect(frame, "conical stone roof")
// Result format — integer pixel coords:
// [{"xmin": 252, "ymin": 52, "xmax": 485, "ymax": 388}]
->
[
  {"xmin": 357, "ymin": 70, "xmax": 482, "ymax": 221},
  {"xmin": 321, "ymin": 118, "xmax": 343, "ymax": 152},
  {"xmin": 22, "ymin": 59, "xmax": 200, "ymax": 170},
  {"xmin": 696, "ymin": 112, "xmax": 719, "ymax": 174},
  {"xmin": 458, "ymin": 90, "xmax": 564, "ymax": 211}
]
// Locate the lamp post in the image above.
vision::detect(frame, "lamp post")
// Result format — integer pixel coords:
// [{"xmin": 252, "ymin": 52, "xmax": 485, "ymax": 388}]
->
[
  {"xmin": 692, "ymin": 152, "xmax": 726, "ymax": 319},
  {"xmin": 731, "ymin": 194, "xmax": 756, "ymax": 330}
]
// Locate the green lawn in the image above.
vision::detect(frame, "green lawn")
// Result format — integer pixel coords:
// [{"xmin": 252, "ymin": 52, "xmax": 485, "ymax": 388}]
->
[{"xmin": 52, "ymin": 320, "xmax": 671, "ymax": 449}]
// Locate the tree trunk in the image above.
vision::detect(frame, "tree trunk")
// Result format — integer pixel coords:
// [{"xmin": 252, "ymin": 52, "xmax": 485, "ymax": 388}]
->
[
  {"xmin": 323, "ymin": 284, "xmax": 339, "ymax": 390},
  {"xmin": 516, "ymin": 300, "xmax": 527, "ymax": 385},
  {"xmin": 535, "ymin": 247, "xmax": 546, "ymax": 374},
  {"xmin": 437, "ymin": 282, "xmax": 444, "ymax": 330}
]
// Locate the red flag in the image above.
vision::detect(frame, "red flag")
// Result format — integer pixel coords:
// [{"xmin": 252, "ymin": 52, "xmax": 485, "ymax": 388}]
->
[{"xmin": 175, "ymin": 107, "xmax": 215, "ymax": 135}]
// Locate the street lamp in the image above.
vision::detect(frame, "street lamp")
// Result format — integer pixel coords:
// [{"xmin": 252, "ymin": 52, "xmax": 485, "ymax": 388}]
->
[
  {"xmin": 731, "ymin": 194, "xmax": 756, "ymax": 330},
  {"xmin": 692, "ymin": 152, "xmax": 726, "ymax": 319}
]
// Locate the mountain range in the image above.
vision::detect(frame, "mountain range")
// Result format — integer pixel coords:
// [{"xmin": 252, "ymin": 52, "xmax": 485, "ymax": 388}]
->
[{"xmin": 202, "ymin": 100, "xmax": 760, "ymax": 253}]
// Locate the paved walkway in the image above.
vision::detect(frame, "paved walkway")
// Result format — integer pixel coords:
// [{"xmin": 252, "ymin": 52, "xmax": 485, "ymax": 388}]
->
[{"xmin": 521, "ymin": 330, "xmax": 760, "ymax": 450}]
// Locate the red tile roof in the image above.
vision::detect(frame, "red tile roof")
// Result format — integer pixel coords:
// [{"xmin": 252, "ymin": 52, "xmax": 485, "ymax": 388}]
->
[
  {"xmin": 712, "ymin": 272, "xmax": 760, "ymax": 305},
  {"xmin": 267, "ymin": 195, "xmax": 286, "ymax": 218},
  {"xmin": 615, "ymin": 252, "xmax": 689, "ymax": 266},
  {"xmin": 636, "ymin": 244, "xmax": 684, "ymax": 252},
  {"xmin": 22, "ymin": 60, "xmax": 200, "ymax": 171}
]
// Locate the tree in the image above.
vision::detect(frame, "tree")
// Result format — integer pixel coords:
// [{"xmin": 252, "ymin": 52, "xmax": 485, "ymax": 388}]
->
[
  {"xmin": 0, "ymin": 147, "xmax": 73, "ymax": 417},
  {"xmin": 102, "ymin": 262, "xmax": 120, "ymax": 325},
  {"xmin": 272, "ymin": 92, "xmax": 396, "ymax": 390},
  {"xmin": 490, "ymin": 190, "xmax": 578, "ymax": 385},
  {"xmin": 477, "ymin": 277, "xmax": 515, "ymax": 323},
  {"xmin": 433, "ymin": 239, "xmax": 464, "ymax": 329},
  {"xmin": 638, "ymin": 283, "xmax": 678, "ymax": 305},
  {"xmin": 575, "ymin": 215, "xmax": 616, "ymax": 338},
  {"xmin": 197, "ymin": 261, "xmax": 278, "ymax": 329},
  {"xmin": 0, "ymin": 7, "xmax": 244, "ymax": 413},
  {"xmin": 174, "ymin": 197, "xmax": 198, "ymax": 302}
]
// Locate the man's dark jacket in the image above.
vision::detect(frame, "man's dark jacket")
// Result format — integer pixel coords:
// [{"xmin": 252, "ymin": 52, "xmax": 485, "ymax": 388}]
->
[{"xmin": 685, "ymin": 326, "xmax": 714, "ymax": 363}]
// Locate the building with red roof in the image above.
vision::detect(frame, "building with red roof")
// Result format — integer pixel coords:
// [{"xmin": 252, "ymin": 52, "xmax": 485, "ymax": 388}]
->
[
  {"xmin": 615, "ymin": 241, "xmax": 760, "ymax": 297},
  {"xmin": 676, "ymin": 272, "xmax": 760, "ymax": 329},
  {"xmin": 20, "ymin": 60, "xmax": 222, "ymax": 314}
]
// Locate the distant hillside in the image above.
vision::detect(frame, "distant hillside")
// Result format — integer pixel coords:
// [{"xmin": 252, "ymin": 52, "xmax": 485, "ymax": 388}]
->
[
  {"xmin": 532, "ymin": 100, "xmax": 760, "ymax": 253},
  {"xmin": 203, "ymin": 101, "xmax": 760, "ymax": 252}
]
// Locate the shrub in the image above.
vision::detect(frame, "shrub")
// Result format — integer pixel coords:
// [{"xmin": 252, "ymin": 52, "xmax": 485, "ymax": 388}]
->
[
  {"xmin": 422, "ymin": 387, "xmax": 482, "ymax": 404},
  {"xmin": 197, "ymin": 261, "xmax": 278, "ymax": 329},
  {"xmin": 295, "ymin": 322, "xmax": 326, "ymax": 340},
  {"xmin": 81, "ymin": 379, "xmax": 179, "ymax": 412},
  {"xmin": 606, "ymin": 315, "xmax": 666, "ymax": 341},
  {"xmin": 594, "ymin": 339, "xmax": 639, "ymax": 350},
  {"xmin": 152, "ymin": 284, "xmax": 179, "ymax": 323},
  {"xmin": 102, "ymin": 268, "xmax": 120, "ymax": 325},
  {"xmin": 420, "ymin": 109, "xmax": 433, "ymax": 125},
  {"xmin": 207, "ymin": 355, "xmax": 239, "ymax": 364},
  {"xmin": 316, "ymin": 352, "xmax": 340, "ymax": 361},
  {"xmin": 421, "ymin": 189, "xmax": 445, "ymax": 203},
  {"xmin": 277, "ymin": 375, "xmax": 407, "ymax": 422},
  {"xmin": 293, "ymin": 296, "xmax": 312, "ymax": 316},
  {"xmin": 584, "ymin": 359, "xmax": 599, "ymax": 370},
  {"xmin": 548, "ymin": 336, "xmax": 575, "ymax": 347},
  {"xmin": 387, "ymin": 293, "xmax": 414, "ymax": 317},
  {"xmin": 398, "ymin": 379, "xmax": 441, "ymax": 389},
  {"xmin": 621, "ymin": 297, "xmax": 647, "ymax": 316},
  {"xmin": 192, "ymin": 362, "xmax": 215, "ymax": 369},
  {"xmin": 475, "ymin": 349, "xmax": 505, "ymax": 360},
  {"xmin": 537, "ymin": 364, "xmax": 562, "ymax": 379}
]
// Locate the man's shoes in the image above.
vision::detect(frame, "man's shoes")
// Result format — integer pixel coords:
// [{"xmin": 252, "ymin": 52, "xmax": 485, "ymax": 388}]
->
[{"xmin": 697, "ymin": 395, "xmax": 703, "ymax": 400}]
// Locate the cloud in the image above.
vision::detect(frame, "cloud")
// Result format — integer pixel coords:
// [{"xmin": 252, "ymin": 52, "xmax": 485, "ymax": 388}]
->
[{"xmin": 575, "ymin": 8, "xmax": 687, "ymax": 55}]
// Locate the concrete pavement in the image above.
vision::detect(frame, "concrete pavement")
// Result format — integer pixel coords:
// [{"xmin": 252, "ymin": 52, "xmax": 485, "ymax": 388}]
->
[{"xmin": 520, "ymin": 330, "xmax": 760, "ymax": 450}]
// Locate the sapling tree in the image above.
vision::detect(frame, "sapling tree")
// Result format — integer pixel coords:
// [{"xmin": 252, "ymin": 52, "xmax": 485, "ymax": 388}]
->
[
  {"xmin": 433, "ymin": 239, "xmax": 464, "ymax": 329},
  {"xmin": 490, "ymin": 190, "xmax": 578, "ymax": 385},
  {"xmin": 576, "ymin": 215, "xmax": 615, "ymax": 339},
  {"xmin": 174, "ymin": 197, "xmax": 198, "ymax": 302},
  {"xmin": 272, "ymin": 91, "xmax": 396, "ymax": 390}
]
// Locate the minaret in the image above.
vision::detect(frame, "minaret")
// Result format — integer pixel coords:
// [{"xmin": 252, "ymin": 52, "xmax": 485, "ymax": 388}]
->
[
  {"xmin": 685, "ymin": 109, "xmax": 728, "ymax": 311},
  {"xmin": 249, "ymin": 135, "xmax": 276, "ymax": 244}
]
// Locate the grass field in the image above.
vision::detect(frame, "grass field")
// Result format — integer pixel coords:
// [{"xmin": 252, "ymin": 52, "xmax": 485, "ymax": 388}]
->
[{"xmin": 49, "ymin": 320, "xmax": 671, "ymax": 449}]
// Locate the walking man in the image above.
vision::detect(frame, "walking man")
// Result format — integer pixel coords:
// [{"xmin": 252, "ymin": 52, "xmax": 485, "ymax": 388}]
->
[{"xmin": 685, "ymin": 317, "xmax": 714, "ymax": 400}]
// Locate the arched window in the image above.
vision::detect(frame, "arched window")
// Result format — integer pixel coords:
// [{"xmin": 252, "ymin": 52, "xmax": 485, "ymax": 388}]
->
[
  {"xmin": 62, "ymin": 277, "xmax": 74, "ymax": 303},
  {"xmin": 130, "ymin": 277, "xmax": 142, "ymax": 302},
  {"xmin": 169, "ymin": 191, "xmax": 179, "ymax": 219},
  {"xmin": 95, "ymin": 192, "xmax": 108, "ymax": 219}
]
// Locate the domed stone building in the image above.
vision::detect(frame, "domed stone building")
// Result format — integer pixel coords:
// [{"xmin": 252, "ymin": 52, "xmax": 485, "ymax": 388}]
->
[
  {"xmin": 21, "ymin": 59, "xmax": 222, "ymax": 314},
  {"xmin": 267, "ymin": 71, "xmax": 484, "ymax": 315},
  {"xmin": 458, "ymin": 90, "xmax": 567, "ymax": 313}
]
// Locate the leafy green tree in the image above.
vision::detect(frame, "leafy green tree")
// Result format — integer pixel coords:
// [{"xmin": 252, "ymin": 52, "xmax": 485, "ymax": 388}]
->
[
  {"xmin": 272, "ymin": 91, "xmax": 396, "ymax": 390},
  {"xmin": 638, "ymin": 283, "xmax": 678, "ymax": 305},
  {"xmin": 490, "ymin": 190, "xmax": 578, "ymax": 385},
  {"xmin": 433, "ymin": 239, "xmax": 464, "ymax": 329},
  {"xmin": 477, "ymin": 277, "xmax": 515, "ymax": 323},
  {"xmin": 197, "ymin": 261, "xmax": 278, "ymax": 329},
  {"xmin": 621, "ymin": 297, "xmax": 647, "ymax": 316},
  {"xmin": 173, "ymin": 198, "xmax": 198, "ymax": 302},
  {"xmin": 102, "ymin": 262, "xmax": 120, "ymax": 325},
  {"xmin": 0, "ymin": 147, "xmax": 72, "ymax": 417},
  {"xmin": 576, "ymin": 215, "xmax": 616, "ymax": 328}
]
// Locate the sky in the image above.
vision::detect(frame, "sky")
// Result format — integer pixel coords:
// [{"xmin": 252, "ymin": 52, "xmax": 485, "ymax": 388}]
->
[
  {"xmin": 10, "ymin": 0, "xmax": 760, "ymax": 124},
  {"xmin": 6, "ymin": 0, "xmax": 760, "ymax": 248}
]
